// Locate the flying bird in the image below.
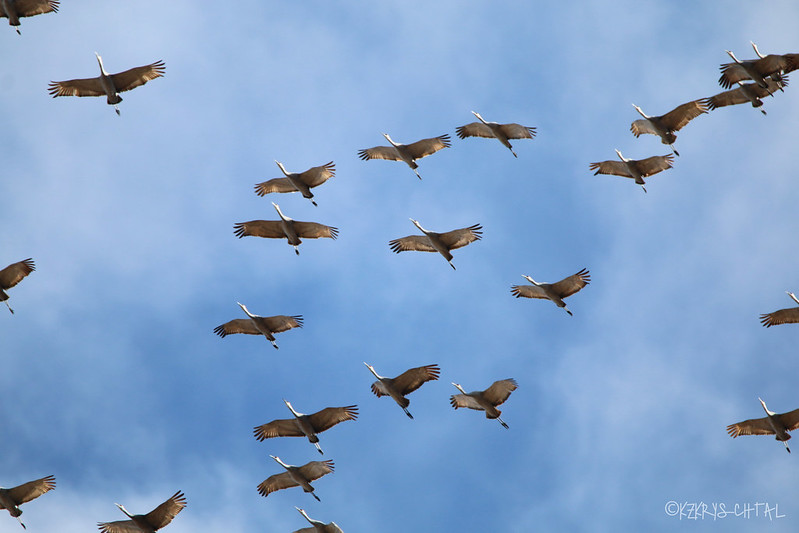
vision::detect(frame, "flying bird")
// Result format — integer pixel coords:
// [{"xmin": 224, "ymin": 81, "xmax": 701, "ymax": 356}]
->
[
  {"xmin": 727, "ymin": 398, "xmax": 799, "ymax": 453},
  {"xmin": 258, "ymin": 456, "xmax": 334, "ymax": 501},
  {"xmin": 0, "ymin": 258, "xmax": 35, "ymax": 314},
  {"xmin": 450, "ymin": 379, "xmax": 518, "ymax": 429},
  {"xmin": 389, "ymin": 219, "xmax": 482, "ymax": 270},
  {"xmin": 0, "ymin": 475, "xmax": 55, "ymax": 530},
  {"xmin": 234, "ymin": 202, "xmax": 338, "ymax": 255},
  {"xmin": 214, "ymin": 302, "xmax": 302, "ymax": 349},
  {"xmin": 293, "ymin": 507, "xmax": 344, "ymax": 533},
  {"xmin": 364, "ymin": 362, "xmax": 440, "ymax": 419},
  {"xmin": 701, "ymin": 75, "xmax": 788, "ymax": 115},
  {"xmin": 253, "ymin": 400, "xmax": 358, "ymax": 454},
  {"xmin": 590, "ymin": 150, "xmax": 674, "ymax": 193},
  {"xmin": 630, "ymin": 100, "xmax": 707, "ymax": 156},
  {"xmin": 760, "ymin": 292, "xmax": 799, "ymax": 327},
  {"xmin": 455, "ymin": 111, "xmax": 536, "ymax": 157},
  {"xmin": 0, "ymin": 0, "xmax": 58, "ymax": 34},
  {"xmin": 48, "ymin": 53, "xmax": 165, "ymax": 115},
  {"xmin": 358, "ymin": 133, "xmax": 450, "ymax": 179},
  {"xmin": 97, "ymin": 490, "xmax": 186, "ymax": 533},
  {"xmin": 254, "ymin": 161, "xmax": 335, "ymax": 206},
  {"xmin": 719, "ymin": 42, "xmax": 797, "ymax": 90},
  {"xmin": 511, "ymin": 268, "xmax": 590, "ymax": 316}
]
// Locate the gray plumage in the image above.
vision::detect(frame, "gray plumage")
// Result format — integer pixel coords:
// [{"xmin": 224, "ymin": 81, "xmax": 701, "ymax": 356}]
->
[
  {"xmin": 234, "ymin": 202, "xmax": 338, "ymax": 255},
  {"xmin": 727, "ymin": 399, "xmax": 799, "ymax": 453},
  {"xmin": 97, "ymin": 490, "xmax": 186, "ymax": 533},
  {"xmin": 760, "ymin": 291, "xmax": 799, "ymax": 328},
  {"xmin": 511, "ymin": 268, "xmax": 590, "ymax": 316},
  {"xmin": 253, "ymin": 401, "xmax": 358, "ymax": 454},
  {"xmin": 701, "ymin": 75, "xmax": 787, "ymax": 115},
  {"xmin": 258, "ymin": 457, "xmax": 334, "ymax": 501},
  {"xmin": 455, "ymin": 111, "xmax": 536, "ymax": 157},
  {"xmin": 0, "ymin": 475, "xmax": 55, "ymax": 529},
  {"xmin": 214, "ymin": 302, "xmax": 302, "ymax": 349},
  {"xmin": 450, "ymin": 379, "xmax": 518, "ymax": 429},
  {"xmin": 0, "ymin": 258, "xmax": 35, "ymax": 314},
  {"xmin": 364, "ymin": 363, "xmax": 440, "ymax": 419},
  {"xmin": 254, "ymin": 161, "xmax": 335, "ymax": 206},
  {"xmin": 630, "ymin": 100, "xmax": 707, "ymax": 156},
  {"xmin": 590, "ymin": 150, "xmax": 674, "ymax": 193},
  {"xmin": 389, "ymin": 219, "xmax": 482, "ymax": 270},
  {"xmin": 358, "ymin": 133, "xmax": 450, "ymax": 179},
  {"xmin": 0, "ymin": 0, "xmax": 58, "ymax": 34}
]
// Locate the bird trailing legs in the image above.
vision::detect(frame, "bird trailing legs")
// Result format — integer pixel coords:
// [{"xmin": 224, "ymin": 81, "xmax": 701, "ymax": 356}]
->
[
  {"xmin": 4, "ymin": 300, "xmax": 15, "ymax": 314},
  {"xmin": 283, "ymin": 399, "xmax": 324, "ymax": 454}
]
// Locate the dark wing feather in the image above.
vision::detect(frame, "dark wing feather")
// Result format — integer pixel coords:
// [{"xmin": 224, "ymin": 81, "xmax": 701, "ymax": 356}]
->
[
  {"xmin": 392, "ymin": 364, "xmax": 440, "ymax": 395},
  {"xmin": 549, "ymin": 268, "xmax": 590, "ymax": 298},
  {"xmin": 358, "ymin": 146, "xmax": 401, "ymax": 161},
  {"xmin": 307, "ymin": 406, "xmax": 359, "ymax": 433},
  {"xmin": 404, "ymin": 135, "xmax": 451, "ymax": 159},
  {"xmin": 253, "ymin": 178, "xmax": 299, "ymax": 196},
  {"xmin": 253, "ymin": 419, "xmax": 304, "ymax": 441},
  {"xmin": 297, "ymin": 460, "xmax": 335, "ymax": 481},
  {"xmin": 438, "ymin": 224, "xmax": 482, "ymax": 250},
  {"xmin": 389, "ymin": 235, "xmax": 437, "ymax": 253},
  {"xmin": 0, "ymin": 258, "xmax": 35, "ymax": 290},
  {"xmin": 630, "ymin": 118, "xmax": 658, "ymax": 137},
  {"xmin": 510, "ymin": 284, "xmax": 549, "ymax": 299},
  {"xmin": 700, "ymin": 89, "xmax": 751, "ymax": 110},
  {"xmin": 760, "ymin": 307, "xmax": 799, "ymax": 327},
  {"xmin": 48, "ymin": 76, "xmax": 105, "ymax": 97},
  {"xmin": 589, "ymin": 161, "xmax": 632, "ymax": 178},
  {"xmin": 778, "ymin": 409, "xmax": 799, "ymax": 431},
  {"xmin": 726, "ymin": 416, "xmax": 774, "ymax": 437},
  {"xmin": 97, "ymin": 520, "xmax": 140, "ymax": 533},
  {"xmin": 659, "ymin": 100, "xmax": 707, "ymax": 131},
  {"xmin": 636, "ymin": 155, "xmax": 674, "ymax": 177},
  {"xmin": 456, "ymin": 122, "xmax": 494, "ymax": 139},
  {"xmin": 214, "ymin": 318, "xmax": 261, "ymax": 337},
  {"xmin": 110, "ymin": 60, "xmax": 165, "ymax": 93},
  {"xmin": 260, "ymin": 315, "xmax": 303, "ymax": 333},
  {"xmin": 257, "ymin": 472, "xmax": 299, "ymax": 496},
  {"xmin": 14, "ymin": 0, "xmax": 58, "ymax": 16},
  {"xmin": 292, "ymin": 222, "xmax": 338, "ymax": 239},
  {"xmin": 233, "ymin": 220, "xmax": 285, "ymax": 239},
  {"xmin": 498, "ymin": 123, "xmax": 536, "ymax": 139},
  {"xmin": 298, "ymin": 162, "xmax": 335, "ymax": 187},
  {"xmin": 7, "ymin": 475, "xmax": 55, "ymax": 505},
  {"xmin": 482, "ymin": 379, "xmax": 518, "ymax": 406},
  {"xmin": 143, "ymin": 490, "xmax": 186, "ymax": 529}
]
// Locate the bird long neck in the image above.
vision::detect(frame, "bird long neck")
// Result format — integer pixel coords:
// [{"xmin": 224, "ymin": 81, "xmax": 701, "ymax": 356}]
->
[
  {"xmin": 751, "ymin": 42, "xmax": 765, "ymax": 59},
  {"xmin": 452, "ymin": 383, "xmax": 467, "ymax": 394},
  {"xmin": 116, "ymin": 504, "xmax": 134, "ymax": 519},
  {"xmin": 271, "ymin": 456, "xmax": 289, "ymax": 469},
  {"xmin": 759, "ymin": 398, "xmax": 775, "ymax": 416},
  {"xmin": 614, "ymin": 149, "xmax": 629, "ymax": 163},
  {"xmin": 284, "ymin": 400, "xmax": 301, "ymax": 417},
  {"xmin": 383, "ymin": 133, "xmax": 398, "ymax": 147},
  {"xmin": 726, "ymin": 50, "xmax": 742, "ymax": 64},
  {"xmin": 95, "ymin": 53, "xmax": 109, "ymax": 75},
  {"xmin": 523, "ymin": 275, "xmax": 539, "ymax": 286},
  {"xmin": 272, "ymin": 203, "xmax": 291, "ymax": 221},
  {"xmin": 364, "ymin": 363, "xmax": 382, "ymax": 380},
  {"xmin": 632, "ymin": 104, "xmax": 648, "ymax": 119},
  {"xmin": 788, "ymin": 292, "xmax": 799, "ymax": 305},
  {"xmin": 411, "ymin": 219, "xmax": 428, "ymax": 234},
  {"xmin": 237, "ymin": 302, "xmax": 256, "ymax": 319},
  {"xmin": 472, "ymin": 111, "xmax": 488, "ymax": 125},
  {"xmin": 275, "ymin": 161, "xmax": 289, "ymax": 176}
]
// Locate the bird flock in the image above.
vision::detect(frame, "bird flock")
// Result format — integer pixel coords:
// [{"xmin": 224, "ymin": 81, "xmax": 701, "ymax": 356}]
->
[{"xmin": 3, "ymin": 3, "xmax": 799, "ymax": 531}]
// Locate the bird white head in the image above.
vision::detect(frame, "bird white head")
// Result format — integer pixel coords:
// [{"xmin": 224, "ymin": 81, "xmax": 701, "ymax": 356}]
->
[
  {"xmin": 272, "ymin": 202, "xmax": 291, "ymax": 221},
  {"xmin": 725, "ymin": 50, "xmax": 741, "ymax": 63},
  {"xmin": 283, "ymin": 399, "xmax": 301, "ymax": 416},
  {"xmin": 758, "ymin": 397, "xmax": 773, "ymax": 414},
  {"xmin": 237, "ymin": 301, "xmax": 256, "ymax": 318},
  {"xmin": 750, "ymin": 42, "xmax": 765, "ymax": 58},
  {"xmin": 270, "ymin": 455, "xmax": 287, "ymax": 467},
  {"xmin": 382, "ymin": 133, "xmax": 398, "ymax": 146},
  {"xmin": 94, "ymin": 52, "xmax": 107, "ymax": 73},
  {"xmin": 275, "ymin": 161, "xmax": 288, "ymax": 175},
  {"xmin": 363, "ymin": 361, "xmax": 379, "ymax": 377},
  {"xmin": 614, "ymin": 149, "xmax": 628, "ymax": 162},
  {"xmin": 631, "ymin": 103, "xmax": 648, "ymax": 119},
  {"xmin": 471, "ymin": 111, "xmax": 487, "ymax": 124},
  {"xmin": 522, "ymin": 274, "xmax": 539, "ymax": 285},
  {"xmin": 787, "ymin": 292, "xmax": 799, "ymax": 304},
  {"xmin": 409, "ymin": 218, "xmax": 427, "ymax": 233},
  {"xmin": 451, "ymin": 382, "xmax": 467, "ymax": 394},
  {"xmin": 114, "ymin": 503, "xmax": 133, "ymax": 518}
]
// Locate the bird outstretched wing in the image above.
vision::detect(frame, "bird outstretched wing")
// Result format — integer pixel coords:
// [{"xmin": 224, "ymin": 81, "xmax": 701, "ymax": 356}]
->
[
  {"xmin": 307, "ymin": 406, "xmax": 359, "ymax": 432},
  {"xmin": 389, "ymin": 235, "xmax": 437, "ymax": 253},
  {"xmin": 550, "ymin": 268, "xmax": 591, "ymax": 298},
  {"xmin": 143, "ymin": 491, "xmax": 186, "ymax": 529},
  {"xmin": 483, "ymin": 379, "xmax": 518, "ymax": 406},
  {"xmin": 726, "ymin": 416, "xmax": 774, "ymax": 437},
  {"xmin": 111, "ymin": 60, "xmax": 166, "ymax": 93},
  {"xmin": 0, "ymin": 258, "xmax": 35, "ymax": 290},
  {"xmin": 214, "ymin": 319, "xmax": 261, "ymax": 337},
  {"xmin": 660, "ymin": 100, "xmax": 707, "ymax": 131},
  {"xmin": 760, "ymin": 307, "xmax": 799, "ymax": 327},
  {"xmin": 13, "ymin": 0, "xmax": 59, "ymax": 16},
  {"xmin": 439, "ymin": 224, "xmax": 482, "ymax": 250},
  {"xmin": 5, "ymin": 475, "xmax": 55, "ymax": 505},
  {"xmin": 392, "ymin": 364, "xmax": 440, "ymax": 395},
  {"xmin": 404, "ymin": 135, "xmax": 451, "ymax": 160}
]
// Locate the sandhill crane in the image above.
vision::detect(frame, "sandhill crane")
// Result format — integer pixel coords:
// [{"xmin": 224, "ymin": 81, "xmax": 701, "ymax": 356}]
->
[
  {"xmin": 719, "ymin": 42, "xmax": 797, "ymax": 90},
  {"xmin": 0, "ymin": 0, "xmax": 58, "ymax": 34},
  {"xmin": 48, "ymin": 53, "xmax": 165, "ymax": 115},
  {"xmin": 701, "ymin": 74, "xmax": 787, "ymax": 115},
  {"xmin": 364, "ymin": 363, "xmax": 440, "ymax": 419},
  {"xmin": 450, "ymin": 379, "xmax": 518, "ymax": 429},
  {"xmin": 97, "ymin": 490, "xmax": 186, "ymax": 533},
  {"xmin": 254, "ymin": 161, "xmax": 335, "ymax": 207},
  {"xmin": 234, "ymin": 202, "xmax": 338, "ymax": 255},
  {"xmin": 590, "ymin": 151, "xmax": 673, "ymax": 193},
  {"xmin": 389, "ymin": 219, "xmax": 482, "ymax": 270},
  {"xmin": 727, "ymin": 398, "xmax": 799, "ymax": 453},
  {"xmin": 293, "ymin": 507, "xmax": 344, "ymax": 533},
  {"xmin": 358, "ymin": 133, "xmax": 450, "ymax": 179},
  {"xmin": 253, "ymin": 400, "xmax": 358, "ymax": 454},
  {"xmin": 630, "ymin": 101, "xmax": 707, "ymax": 156},
  {"xmin": 760, "ymin": 292, "xmax": 799, "ymax": 327},
  {"xmin": 0, "ymin": 258, "xmax": 35, "ymax": 314},
  {"xmin": 511, "ymin": 268, "xmax": 590, "ymax": 316},
  {"xmin": 455, "ymin": 111, "xmax": 536, "ymax": 157},
  {"xmin": 0, "ymin": 475, "xmax": 54, "ymax": 529},
  {"xmin": 214, "ymin": 302, "xmax": 302, "ymax": 349},
  {"xmin": 258, "ymin": 456, "xmax": 334, "ymax": 501}
]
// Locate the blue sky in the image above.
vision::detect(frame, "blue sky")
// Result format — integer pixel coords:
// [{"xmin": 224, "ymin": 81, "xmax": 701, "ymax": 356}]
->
[{"xmin": 2, "ymin": 0, "xmax": 799, "ymax": 531}]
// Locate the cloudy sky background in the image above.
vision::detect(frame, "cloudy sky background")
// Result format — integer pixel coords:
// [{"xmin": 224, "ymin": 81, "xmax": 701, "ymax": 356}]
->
[{"xmin": 2, "ymin": 0, "xmax": 799, "ymax": 531}]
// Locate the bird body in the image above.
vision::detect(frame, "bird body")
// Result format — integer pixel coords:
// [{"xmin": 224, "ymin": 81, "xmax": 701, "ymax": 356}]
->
[
  {"xmin": 97, "ymin": 490, "xmax": 186, "ymax": 533},
  {"xmin": 0, "ymin": 0, "xmax": 58, "ymax": 34},
  {"xmin": 253, "ymin": 400, "xmax": 358, "ymax": 454},
  {"xmin": 727, "ymin": 399, "xmax": 799, "ymax": 453},
  {"xmin": 358, "ymin": 133, "xmax": 450, "ymax": 179},
  {"xmin": 455, "ymin": 111, "xmax": 536, "ymax": 157},
  {"xmin": 511, "ymin": 268, "xmax": 590, "ymax": 316},
  {"xmin": 214, "ymin": 302, "xmax": 302, "ymax": 348},
  {"xmin": 0, "ymin": 258, "xmax": 35, "ymax": 314},
  {"xmin": 450, "ymin": 379, "xmax": 518, "ymax": 429},
  {"xmin": 0, "ymin": 475, "xmax": 55, "ymax": 529},
  {"xmin": 364, "ymin": 363, "xmax": 440, "ymax": 419},
  {"xmin": 234, "ymin": 203, "xmax": 338, "ymax": 255},
  {"xmin": 254, "ymin": 161, "xmax": 335, "ymax": 206},
  {"xmin": 630, "ymin": 101, "xmax": 707, "ymax": 156},
  {"xmin": 719, "ymin": 43, "xmax": 797, "ymax": 90},
  {"xmin": 258, "ymin": 457, "xmax": 334, "ymax": 501},
  {"xmin": 389, "ymin": 219, "xmax": 482, "ymax": 270},
  {"xmin": 590, "ymin": 150, "xmax": 674, "ymax": 193},
  {"xmin": 760, "ymin": 291, "xmax": 799, "ymax": 327},
  {"xmin": 48, "ymin": 53, "xmax": 165, "ymax": 115},
  {"xmin": 702, "ymin": 75, "xmax": 787, "ymax": 115},
  {"xmin": 293, "ymin": 507, "xmax": 344, "ymax": 533}
]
